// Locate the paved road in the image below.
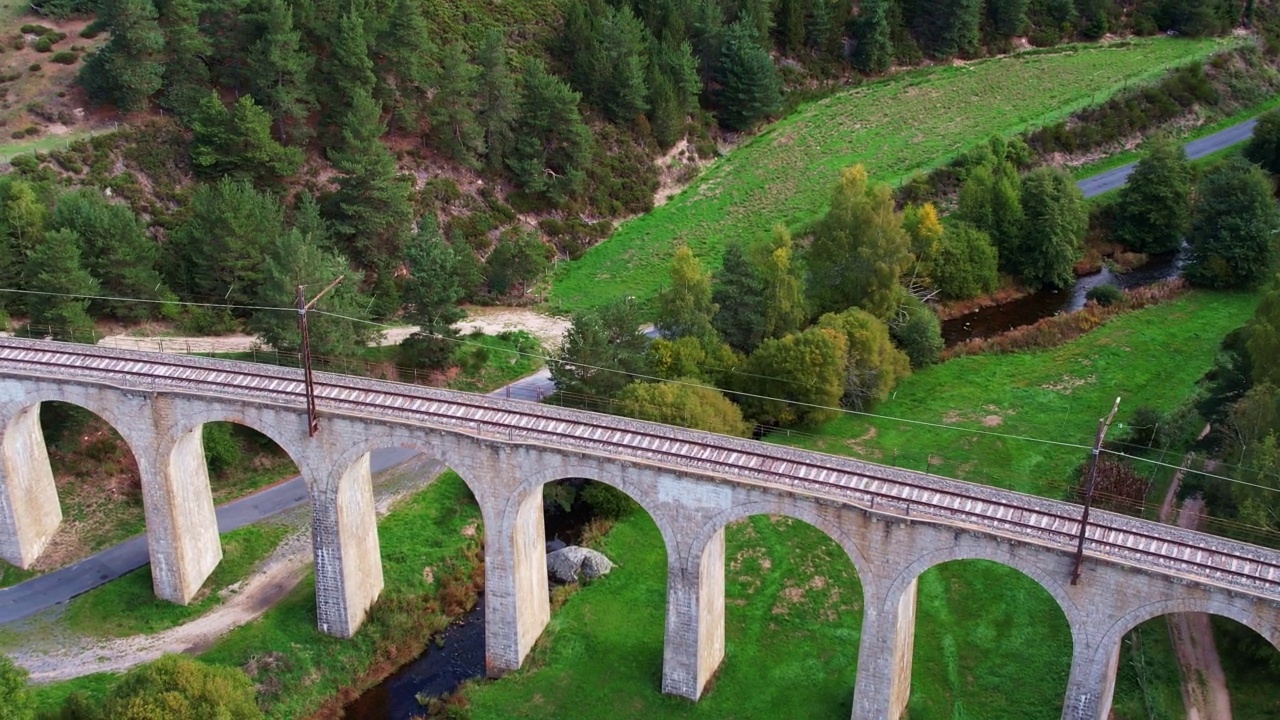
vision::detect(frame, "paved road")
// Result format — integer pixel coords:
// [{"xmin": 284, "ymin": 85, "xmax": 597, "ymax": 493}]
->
[
  {"xmin": 0, "ymin": 375, "xmax": 548, "ymax": 625},
  {"xmin": 1077, "ymin": 118, "xmax": 1257, "ymax": 198}
]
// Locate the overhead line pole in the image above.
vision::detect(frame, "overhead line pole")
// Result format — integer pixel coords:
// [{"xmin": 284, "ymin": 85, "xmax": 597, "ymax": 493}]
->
[
  {"xmin": 1072, "ymin": 396, "xmax": 1122, "ymax": 585},
  {"xmin": 297, "ymin": 276, "xmax": 344, "ymax": 437}
]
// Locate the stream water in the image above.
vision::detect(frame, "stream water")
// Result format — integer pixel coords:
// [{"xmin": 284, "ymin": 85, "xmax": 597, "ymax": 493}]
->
[
  {"xmin": 940, "ymin": 250, "xmax": 1187, "ymax": 346},
  {"xmin": 343, "ymin": 485, "xmax": 595, "ymax": 719}
]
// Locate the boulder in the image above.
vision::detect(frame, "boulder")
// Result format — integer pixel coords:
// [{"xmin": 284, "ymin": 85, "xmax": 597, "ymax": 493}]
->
[{"xmin": 546, "ymin": 546, "xmax": 615, "ymax": 583}]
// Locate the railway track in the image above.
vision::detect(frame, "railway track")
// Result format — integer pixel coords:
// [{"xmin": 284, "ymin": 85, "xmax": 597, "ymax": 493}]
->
[{"xmin": 2, "ymin": 337, "xmax": 1279, "ymax": 602}]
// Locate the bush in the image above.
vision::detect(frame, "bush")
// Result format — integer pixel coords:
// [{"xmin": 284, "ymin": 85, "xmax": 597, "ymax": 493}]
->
[
  {"xmin": 1085, "ymin": 284, "xmax": 1124, "ymax": 306},
  {"xmin": 79, "ymin": 23, "xmax": 102, "ymax": 39},
  {"xmin": 97, "ymin": 655, "xmax": 263, "ymax": 720},
  {"xmin": 34, "ymin": 36, "xmax": 52, "ymax": 52},
  {"xmin": 51, "ymin": 50, "xmax": 76, "ymax": 64},
  {"xmin": 20, "ymin": 23, "xmax": 54, "ymax": 35},
  {"xmin": 581, "ymin": 482, "xmax": 638, "ymax": 520},
  {"xmin": 202, "ymin": 423, "xmax": 241, "ymax": 477},
  {"xmin": 28, "ymin": 63, "xmax": 40, "ymax": 72}
]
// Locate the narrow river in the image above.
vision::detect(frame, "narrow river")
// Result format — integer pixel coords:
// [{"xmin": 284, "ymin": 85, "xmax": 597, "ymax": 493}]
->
[{"xmin": 940, "ymin": 250, "xmax": 1186, "ymax": 346}]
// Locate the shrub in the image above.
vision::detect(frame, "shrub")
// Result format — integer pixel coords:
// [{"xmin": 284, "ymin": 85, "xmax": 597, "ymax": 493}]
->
[
  {"xmin": 51, "ymin": 50, "xmax": 76, "ymax": 64},
  {"xmin": 1085, "ymin": 284, "xmax": 1124, "ymax": 306},
  {"xmin": 23, "ymin": 126, "xmax": 39, "ymax": 136},
  {"xmin": 581, "ymin": 482, "xmax": 638, "ymax": 520},
  {"xmin": 202, "ymin": 423, "xmax": 241, "ymax": 477},
  {"xmin": 9, "ymin": 37, "xmax": 22, "ymax": 50},
  {"xmin": 79, "ymin": 23, "xmax": 102, "ymax": 39},
  {"xmin": 28, "ymin": 63, "xmax": 40, "ymax": 71},
  {"xmin": 34, "ymin": 36, "xmax": 52, "ymax": 52},
  {"xmin": 20, "ymin": 23, "xmax": 54, "ymax": 35},
  {"xmin": 9, "ymin": 130, "xmax": 22, "ymax": 139}
]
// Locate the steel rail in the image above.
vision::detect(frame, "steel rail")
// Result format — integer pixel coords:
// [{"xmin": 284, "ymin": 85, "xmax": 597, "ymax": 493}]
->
[{"xmin": 2, "ymin": 339, "xmax": 1279, "ymax": 598}]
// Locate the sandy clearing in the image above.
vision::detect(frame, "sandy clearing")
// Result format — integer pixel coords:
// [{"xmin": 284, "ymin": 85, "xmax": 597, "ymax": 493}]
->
[{"xmin": 89, "ymin": 306, "xmax": 571, "ymax": 356}]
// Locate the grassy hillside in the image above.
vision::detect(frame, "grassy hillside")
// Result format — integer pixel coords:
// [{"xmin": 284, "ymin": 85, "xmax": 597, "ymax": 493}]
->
[{"xmin": 548, "ymin": 36, "xmax": 1232, "ymax": 313}]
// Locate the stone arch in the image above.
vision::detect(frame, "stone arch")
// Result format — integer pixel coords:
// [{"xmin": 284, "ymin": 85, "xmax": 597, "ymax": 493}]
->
[
  {"xmin": 882, "ymin": 542, "xmax": 1086, "ymax": 637},
  {"xmin": 0, "ymin": 387, "xmax": 152, "ymax": 569},
  {"xmin": 502, "ymin": 459, "xmax": 681, "ymax": 562},
  {"xmin": 688, "ymin": 499, "xmax": 878, "ymax": 600},
  {"xmin": 1094, "ymin": 595, "xmax": 1280, "ymax": 666},
  {"xmin": 161, "ymin": 404, "xmax": 311, "ymax": 479},
  {"xmin": 320, "ymin": 427, "xmax": 492, "ymax": 521}
]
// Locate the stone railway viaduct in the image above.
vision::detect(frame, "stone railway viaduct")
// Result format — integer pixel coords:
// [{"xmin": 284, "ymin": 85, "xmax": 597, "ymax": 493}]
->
[{"xmin": 0, "ymin": 338, "xmax": 1277, "ymax": 720}]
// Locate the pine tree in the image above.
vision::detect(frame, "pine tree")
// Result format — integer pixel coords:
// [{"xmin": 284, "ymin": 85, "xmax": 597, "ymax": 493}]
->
[
  {"xmin": 250, "ymin": 230, "xmax": 374, "ymax": 358},
  {"xmin": 647, "ymin": 64, "xmax": 683, "ymax": 149},
  {"xmin": 1017, "ymin": 166, "xmax": 1087, "ymax": 290},
  {"xmin": 777, "ymin": 0, "xmax": 806, "ymax": 55},
  {"xmin": 321, "ymin": 10, "xmax": 376, "ymax": 139},
  {"xmin": 808, "ymin": 165, "xmax": 912, "ymax": 319},
  {"xmin": 51, "ymin": 189, "xmax": 172, "ymax": 320},
  {"xmin": 852, "ymin": 0, "xmax": 893, "ymax": 74},
  {"xmin": 987, "ymin": 0, "xmax": 1029, "ymax": 38},
  {"xmin": 190, "ymin": 93, "xmax": 303, "ymax": 188},
  {"xmin": 328, "ymin": 88, "xmax": 414, "ymax": 267},
  {"xmin": 476, "ymin": 30, "xmax": 518, "ymax": 174},
  {"xmin": 805, "ymin": 0, "xmax": 835, "ymax": 54},
  {"xmin": 429, "ymin": 43, "xmax": 485, "ymax": 168},
  {"xmin": 598, "ymin": 5, "xmax": 651, "ymax": 124},
  {"xmin": 374, "ymin": 0, "xmax": 436, "ymax": 133},
  {"xmin": 246, "ymin": 0, "xmax": 314, "ymax": 142},
  {"xmin": 712, "ymin": 240, "xmax": 767, "ymax": 353},
  {"xmin": 79, "ymin": 0, "xmax": 165, "ymax": 111},
  {"xmin": 156, "ymin": 0, "xmax": 211, "ymax": 120},
  {"xmin": 399, "ymin": 216, "xmax": 466, "ymax": 370},
  {"xmin": 1186, "ymin": 156, "xmax": 1280, "ymax": 289},
  {"xmin": 170, "ymin": 178, "xmax": 284, "ymax": 308},
  {"xmin": 690, "ymin": 0, "xmax": 726, "ymax": 87},
  {"xmin": 24, "ymin": 229, "xmax": 99, "ymax": 341},
  {"xmin": 1114, "ymin": 134, "xmax": 1191, "ymax": 254},
  {"xmin": 716, "ymin": 21, "xmax": 782, "ymax": 131},
  {"xmin": 508, "ymin": 59, "xmax": 594, "ymax": 205}
]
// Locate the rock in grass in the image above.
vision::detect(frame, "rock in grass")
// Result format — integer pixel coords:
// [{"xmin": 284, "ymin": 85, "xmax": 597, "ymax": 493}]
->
[{"xmin": 546, "ymin": 546, "xmax": 614, "ymax": 583}]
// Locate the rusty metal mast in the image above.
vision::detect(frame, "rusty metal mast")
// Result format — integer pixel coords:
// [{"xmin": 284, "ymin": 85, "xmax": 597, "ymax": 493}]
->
[
  {"xmin": 296, "ymin": 276, "xmax": 344, "ymax": 437},
  {"xmin": 1072, "ymin": 396, "xmax": 1121, "ymax": 585}
]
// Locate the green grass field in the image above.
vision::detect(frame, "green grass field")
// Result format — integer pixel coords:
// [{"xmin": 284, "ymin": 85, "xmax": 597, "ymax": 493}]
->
[
  {"xmin": 774, "ymin": 291, "xmax": 1258, "ymax": 499},
  {"xmin": 548, "ymin": 37, "xmax": 1231, "ymax": 314}
]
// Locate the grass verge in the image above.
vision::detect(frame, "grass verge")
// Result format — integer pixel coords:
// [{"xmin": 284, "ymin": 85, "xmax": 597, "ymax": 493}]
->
[
  {"xmin": 549, "ymin": 36, "xmax": 1230, "ymax": 314},
  {"xmin": 59, "ymin": 523, "xmax": 290, "ymax": 638}
]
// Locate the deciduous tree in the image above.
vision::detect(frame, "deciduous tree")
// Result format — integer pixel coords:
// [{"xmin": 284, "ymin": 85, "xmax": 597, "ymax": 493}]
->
[
  {"xmin": 736, "ymin": 327, "xmax": 846, "ymax": 427},
  {"xmin": 757, "ymin": 225, "xmax": 807, "ymax": 340},
  {"xmin": 816, "ymin": 306, "xmax": 911, "ymax": 409},
  {"xmin": 99, "ymin": 655, "xmax": 263, "ymax": 720},
  {"xmin": 1186, "ymin": 156, "xmax": 1280, "ymax": 289},
  {"xmin": 1245, "ymin": 109, "xmax": 1280, "ymax": 175},
  {"xmin": 0, "ymin": 652, "xmax": 33, "ymax": 720},
  {"xmin": 929, "ymin": 221, "xmax": 999, "ymax": 300},
  {"xmin": 616, "ymin": 380, "xmax": 752, "ymax": 436},
  {"xmin": 1114, "ymin": 134, "xmax": 1191, "ymax": 254},
  {"xmin": 808, "ymin": 165, "xmax": 912, "ymax": 319},
  {"xmin": 1016, "ymin": 166, "xmax": 1086, "ymax": 290},
  {"xmin": 656, "ymin": 245, "xmax": 718, "ymax": 341},
  {"xmin": 485, "ymin": 229, "xmax": 552, "ymax": 298}
]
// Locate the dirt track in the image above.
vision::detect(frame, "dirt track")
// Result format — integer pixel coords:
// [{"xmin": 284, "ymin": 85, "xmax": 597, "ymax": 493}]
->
[{"xmin": 9, "ymin": 456, "xmax": 443, "ymax": 682}]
